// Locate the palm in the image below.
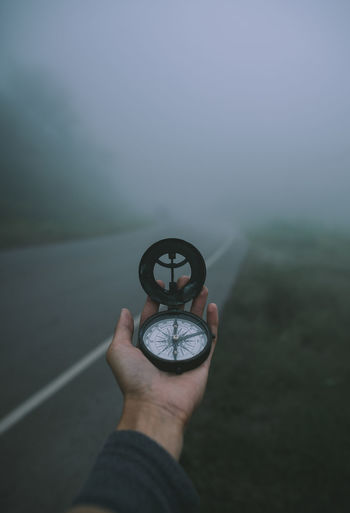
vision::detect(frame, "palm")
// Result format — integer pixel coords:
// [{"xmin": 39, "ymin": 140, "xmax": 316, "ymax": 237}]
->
[
  {"xmin": 107, "ymin": 278, "xmax": 218, "ymax": 425},
  {"xmin": 111, "ymin": 338, "xmax": 210, "ymax": 423}
]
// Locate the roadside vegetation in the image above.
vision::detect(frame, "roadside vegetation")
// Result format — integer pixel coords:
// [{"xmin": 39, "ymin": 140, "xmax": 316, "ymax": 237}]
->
[{"xmin": 183, "ymin": 223, "xmax": 350, "ymax": 513}]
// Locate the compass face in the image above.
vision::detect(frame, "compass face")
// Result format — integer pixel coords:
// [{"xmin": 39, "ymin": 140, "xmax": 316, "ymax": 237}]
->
[
  {"xmin": 143, "ymin": 317, "xmax": 207, "ymax": 361},
  {"xmin": 139, "ymin": 311, "xmax": 212, "ymax": 373}
]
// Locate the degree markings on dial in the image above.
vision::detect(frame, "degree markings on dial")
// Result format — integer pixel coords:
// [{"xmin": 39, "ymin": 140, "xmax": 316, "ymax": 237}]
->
[
  {"xmin": 155, "ymin": 339, "xmax": 169, "ymax": 347},
  {"xmin": 182, "ymin": 346, "xmax": 195, "ymax": 356},
  {"xmin": 158, "ymin": 343, "xmax": 173, "ymax": 355},
  {"xmin": 158, "ymin": 328, "xmax": 171, "ymax": 338}
]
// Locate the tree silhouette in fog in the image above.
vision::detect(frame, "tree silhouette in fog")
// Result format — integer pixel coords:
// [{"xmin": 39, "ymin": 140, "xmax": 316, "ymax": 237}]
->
[{"xmin": 0, "ymin": 68, "xmax": 122, "ymax": 243}]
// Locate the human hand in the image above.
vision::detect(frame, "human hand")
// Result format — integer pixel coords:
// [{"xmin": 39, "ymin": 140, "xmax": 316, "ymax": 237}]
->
[{"xmin": 106, "ymin": 277, "xmax": 218, "ymax": 459}]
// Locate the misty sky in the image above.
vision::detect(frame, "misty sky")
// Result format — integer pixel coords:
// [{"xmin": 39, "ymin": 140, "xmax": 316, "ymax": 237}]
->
[{"xmin": 1, "ymin": 1, "xmax": 349, "ymax": 225}]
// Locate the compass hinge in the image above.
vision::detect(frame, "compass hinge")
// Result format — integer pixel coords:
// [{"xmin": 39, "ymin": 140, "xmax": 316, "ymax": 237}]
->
[{"xmin": 169, "ymin": 281, "xmax": 177, "ymax": 293}]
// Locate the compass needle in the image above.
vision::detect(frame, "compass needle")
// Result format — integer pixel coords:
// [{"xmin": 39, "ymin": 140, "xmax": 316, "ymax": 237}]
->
[{"xmin": 179, "ymin": 331, "xmax": 204, "ymax": 342}]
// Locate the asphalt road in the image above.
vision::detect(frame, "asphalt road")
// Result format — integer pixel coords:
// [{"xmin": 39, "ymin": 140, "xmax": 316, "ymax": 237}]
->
[{"xmin": 0, "ymin": 220, "xmax": 246, "ymax": 513}]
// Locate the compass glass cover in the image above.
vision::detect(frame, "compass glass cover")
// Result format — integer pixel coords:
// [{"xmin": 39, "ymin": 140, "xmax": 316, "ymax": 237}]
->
[{"xmin": 143, "ymin": 318, "xmax": 207, "ymax": 361}]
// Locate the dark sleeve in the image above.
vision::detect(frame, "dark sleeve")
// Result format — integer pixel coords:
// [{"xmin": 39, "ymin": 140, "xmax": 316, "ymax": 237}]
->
[{"xmin": 72, "ymin": 430, "xmax": 200, "ymax": 513}]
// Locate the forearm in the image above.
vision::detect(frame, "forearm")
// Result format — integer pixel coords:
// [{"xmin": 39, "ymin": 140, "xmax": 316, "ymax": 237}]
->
[{"xmin": 117, "ymin": 397, "xmax": 185, "ymax": 460}]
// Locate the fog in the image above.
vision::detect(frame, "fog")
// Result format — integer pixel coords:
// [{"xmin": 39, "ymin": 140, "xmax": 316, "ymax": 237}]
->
[{"xmin": 1, "ymin": 0, "xmax": 349, "ymax": 229}]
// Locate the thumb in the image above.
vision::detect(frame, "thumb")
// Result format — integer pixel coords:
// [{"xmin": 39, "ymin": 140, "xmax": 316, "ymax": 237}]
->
[{"xmin": 113, "ymin": 308, "xmax": 134, "ymax": 346}]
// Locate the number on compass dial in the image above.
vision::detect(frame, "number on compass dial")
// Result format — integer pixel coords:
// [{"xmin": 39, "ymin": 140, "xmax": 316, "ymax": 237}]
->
[{"xmin": 143, "ymin": 317, "xmax": 208, "ymax": 361}]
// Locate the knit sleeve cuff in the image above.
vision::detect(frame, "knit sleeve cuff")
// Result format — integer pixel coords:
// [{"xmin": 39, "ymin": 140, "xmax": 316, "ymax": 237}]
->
[{"xmin": 72, "ymin": 430, "xmax": 199, "ymax": 513}]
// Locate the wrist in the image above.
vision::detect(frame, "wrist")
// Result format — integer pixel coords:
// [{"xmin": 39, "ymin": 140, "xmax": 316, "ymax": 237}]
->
[{"xmin": 117, "ymin": 397, "xmax": 185, "ymax": 460}]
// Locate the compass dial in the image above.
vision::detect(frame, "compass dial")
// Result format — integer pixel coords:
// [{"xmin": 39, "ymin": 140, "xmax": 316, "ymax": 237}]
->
[
  {"xmin": 139, "ymin": 310, "xmax": 212, "ymax": 373},
  {"xmin": 143, "ymin": 318, "xmax": 207, "ymax": 361}
]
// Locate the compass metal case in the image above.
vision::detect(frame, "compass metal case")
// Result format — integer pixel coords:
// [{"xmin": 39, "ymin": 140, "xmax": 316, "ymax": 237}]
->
[{"xmin": 138, "ymin": 238, "xmax": 212, "ymax": 374}]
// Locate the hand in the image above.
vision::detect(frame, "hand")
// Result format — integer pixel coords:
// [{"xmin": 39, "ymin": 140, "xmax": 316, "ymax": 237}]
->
[{"xmin": 106, "ymin": 277, "xmax": 219, "ymax": 459}]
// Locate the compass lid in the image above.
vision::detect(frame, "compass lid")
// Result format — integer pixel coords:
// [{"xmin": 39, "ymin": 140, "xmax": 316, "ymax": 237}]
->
[{"xmin": 139, "ymin": 238, "xmax": 206, "ymax": 307}]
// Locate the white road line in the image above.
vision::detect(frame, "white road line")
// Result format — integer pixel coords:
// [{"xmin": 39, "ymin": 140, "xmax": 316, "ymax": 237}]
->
[
  {"xmin": 0, "ymin": 234, "xmax": 236, "ymax": 435},
  {"xmin": 205, "ymin": 232, "xmax": 237, "ymax": 269}
]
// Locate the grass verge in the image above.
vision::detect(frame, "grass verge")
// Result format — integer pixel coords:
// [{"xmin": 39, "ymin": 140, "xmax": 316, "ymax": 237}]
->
[{"xmin": 182, "ymin": 223, "xmax": 350, "ymax": 513}]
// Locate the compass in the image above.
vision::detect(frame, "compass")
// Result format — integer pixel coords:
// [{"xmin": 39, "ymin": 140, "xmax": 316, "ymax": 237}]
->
[{"xmin": 138, "ymin": 238, "xmax": 212, "ymax": 373}]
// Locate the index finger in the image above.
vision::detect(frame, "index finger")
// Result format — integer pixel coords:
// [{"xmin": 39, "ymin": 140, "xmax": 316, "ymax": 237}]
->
[{"xmin": 202, "ymin": 302, "xmax": 219, "ymax": 368}]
